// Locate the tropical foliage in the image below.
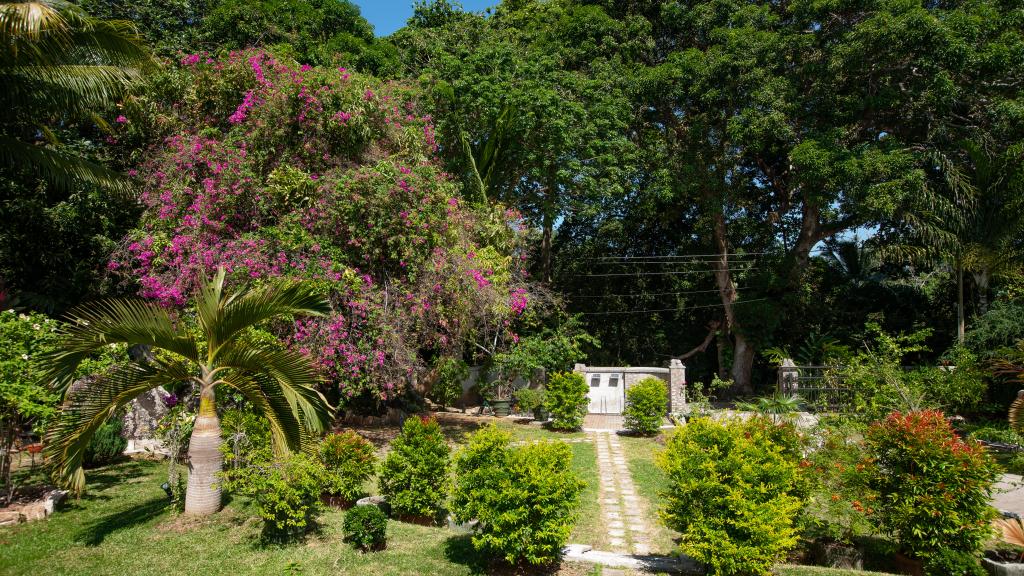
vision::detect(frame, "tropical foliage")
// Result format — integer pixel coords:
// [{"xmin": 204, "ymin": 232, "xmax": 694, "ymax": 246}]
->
[{"xmin": 40, "ymin": 269, "xmax": 333, "ymax": 515}]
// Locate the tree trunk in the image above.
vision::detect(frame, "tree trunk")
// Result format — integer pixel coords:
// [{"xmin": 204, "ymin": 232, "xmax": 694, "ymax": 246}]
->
[
  {"xmin": 541, "ymin": 211, "xmax": 553, "ymax": 284},
  {"xmin": 974, "ymin": 270, "xmax": 990, "ymax": 316},
  {"xmin": 731, "ymin": 333, "xmax": 755, "ymax": 396},
  {"xmin": 184, "ymin": 386, "xmax": 223, "ymax": 516},
  {"xmin": 957, "ymin": 259, "xmax": 965, "ymax": 345}
]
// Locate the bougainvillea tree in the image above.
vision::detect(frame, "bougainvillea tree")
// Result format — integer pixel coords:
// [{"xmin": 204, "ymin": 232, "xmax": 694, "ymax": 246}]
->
[{"xmin": 109, "ymin": 50, "xmax": 533, "ymax": 412}]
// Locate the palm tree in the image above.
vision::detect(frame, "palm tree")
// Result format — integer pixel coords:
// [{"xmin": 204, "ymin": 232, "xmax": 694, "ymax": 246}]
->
[
  {"xmin": 39, "ymin": 269, "xmax": 335, "ymax": 516},
  {"xmin": 893, "ymin": 139, "xmax": 1024, "ymax": 342},
  {"xmin": 0, "ymin": 0, "xmax": 153, "ymax": 194}
]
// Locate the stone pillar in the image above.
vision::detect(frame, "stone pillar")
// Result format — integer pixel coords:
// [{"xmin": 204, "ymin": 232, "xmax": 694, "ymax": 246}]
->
[
  {"xmin": 778, "ymin": 358, "xmax": 799, "ymax": 394},
  {"xmin": 668, "ymin": 359, "xmax": 686, "ymax": 414}
]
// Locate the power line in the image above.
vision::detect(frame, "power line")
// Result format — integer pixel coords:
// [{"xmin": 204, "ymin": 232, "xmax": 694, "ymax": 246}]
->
[
  {"xmin": 581, "ymin": 268, "xmax": 757, "ymax": 276},
  {"xmin": 583, "ymin": 252, "xmax": 770, "ymax": 260},
  {"xmin": 591, "ymin": 259, "xmax": 761, "ymax": 266},
  {"xmin": 571, "ymin": 288, "xmax": 753, "ymax": 298},
  {"xmin": 579, "ymin": 298, "xmax": 769, "ymax": 315}
]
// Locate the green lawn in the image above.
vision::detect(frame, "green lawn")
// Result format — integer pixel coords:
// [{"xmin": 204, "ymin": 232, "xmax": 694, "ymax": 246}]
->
[
  {"xmin": 0, "ymin": 459, "xmax": 602, "ymax": 576},
  {"xmin": 618, "ymin": 433, "xmax": 676, "ymax": 554}
]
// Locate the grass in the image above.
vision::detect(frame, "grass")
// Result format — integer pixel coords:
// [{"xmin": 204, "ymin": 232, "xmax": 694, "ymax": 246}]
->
[
  {"xmin": 774, "ymin": 567, "xmax": 897, "ymax": 576},
  {"xmin": 618, "ymin": 433, "xmax": 676, "ymax": 554},
  {"xmin": 0, "ymin": 458, "xmax": 601, "ymax": 576}
]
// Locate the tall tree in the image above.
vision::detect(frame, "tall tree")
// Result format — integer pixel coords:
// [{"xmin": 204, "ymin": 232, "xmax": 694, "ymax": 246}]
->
[{"xmin": 41, "ymin": 270, "xmax": 333, "ymax": 515}]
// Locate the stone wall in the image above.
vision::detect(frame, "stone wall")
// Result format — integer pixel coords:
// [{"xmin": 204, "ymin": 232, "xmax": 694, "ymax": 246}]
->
[{"xmin": 573, "ymin": 362, "xmax": 686, "ymax": 414}]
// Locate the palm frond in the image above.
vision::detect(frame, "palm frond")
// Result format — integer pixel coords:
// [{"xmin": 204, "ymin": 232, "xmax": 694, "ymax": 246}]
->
[
  {"xmin": 2, "ymin": 64, "xmax": 144, "ymax": 112},
  {"xmin": 0, "ymin": 1, "xmax": 67, "ymax": 44},
  {"xmin": 0, "ymin": 135, "xmax": 136, "ymax": 195},
  {"xmin": 210, "ymin": 279, "xmax": 331, "ymax": 355},
  {"xmin": 993, "ymin": 518, "xmax": 1024, "ymax": 548},
  {"xmin": 217, "ymin": 343, "xmax": 333, "ymax": 436},
  {"xmin": 1010, "ymin": 391, "xmax": 1024, "ymax": 434},
  {"xmin": 38, "ymin": 298, "xmax": 199, "ymax": 394},
  {"xmin": 219, "ymin": 371, "xmax": 312, "ymax": 455},
  {"xmin": 44, "ymin": 358, "xmax": 194, "ymax": 492}
]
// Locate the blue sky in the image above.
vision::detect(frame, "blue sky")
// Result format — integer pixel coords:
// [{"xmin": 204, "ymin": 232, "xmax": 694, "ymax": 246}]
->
[{"xmin": 353, "ymin": 0, "xmax": 497, "ymax": 36}]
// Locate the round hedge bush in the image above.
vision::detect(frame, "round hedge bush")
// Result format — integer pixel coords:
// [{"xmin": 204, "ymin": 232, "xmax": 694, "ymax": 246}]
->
[
  {"xmin": 545, "ymin": 372, "xmax": 589, "ymax": 431},
  {"xmin": 378, "ymin": 417, "xmax": 450, "ymax": 520},
  {"xmin": 343, "ymin": 505, "xmax": 388, "ymax": 551},
  {"xmin": 623, "ymin": 377, "xmax": 668, "ymax": 435},
  {"xmin": 318, "ymin": 430, "xmax": 376, "ymax": 502}
]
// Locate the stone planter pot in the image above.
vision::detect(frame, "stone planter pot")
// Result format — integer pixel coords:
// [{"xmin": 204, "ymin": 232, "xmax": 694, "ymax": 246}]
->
[
  {"xmin": 983, "ymin": 558, "xmax": 1024, "ymax": 576},
  {"xmin": 491, "ymin": 399, "xmax": 511, "ymax": 417}
]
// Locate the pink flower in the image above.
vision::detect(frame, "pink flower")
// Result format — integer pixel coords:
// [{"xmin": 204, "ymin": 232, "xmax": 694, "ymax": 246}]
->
[{"xmin": 115, "ymin": 115, "xmax": 128, "ymax": 124}]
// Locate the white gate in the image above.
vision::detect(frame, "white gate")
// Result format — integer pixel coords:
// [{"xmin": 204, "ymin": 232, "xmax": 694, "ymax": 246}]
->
[{"xmin": 586, "ymin": 372, "xmax": 624, "ymax": 414}]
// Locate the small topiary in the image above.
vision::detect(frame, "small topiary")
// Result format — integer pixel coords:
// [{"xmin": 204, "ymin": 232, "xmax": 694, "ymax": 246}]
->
[
  {"xmin": 658, "ymin": 416, "xmax": 806, "ymax": 576},
  {"xmin": 451, "ymin": 424, "xmax": 585, "ymax": 566},
  {"xmin": 623, "ymin": 377, "xmax": 668, "ymax": 435},
  {"xmin": 343, "ymin": 505, "xmax": 388, "ymax": 552},
  {"xmin": 318, "ymin": 430, "xmax": 376, "ymax": 502},
  {"xmin": 545, "ymin": 372, "xmax": 589, "ymax": 431},
  {"xmin": 221, "ymin": 452, "xmax": 328, "ymax": 541},
  {"xmin": 83, "ymin": 417, "xmax": 127, "ymax": 468},
  {"xmin": 378, "ymin": 416, "xmax": 450, "ymax": 520}
]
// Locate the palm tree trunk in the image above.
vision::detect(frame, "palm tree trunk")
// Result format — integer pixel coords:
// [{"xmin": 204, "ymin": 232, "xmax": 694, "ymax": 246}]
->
[
  {"xmin": 957, "ymin": 259, "xmax": 965, "ymax": 344},
  {"xmin": 184, "ymin": 385, "xmax": 223, "ymax": 516}
]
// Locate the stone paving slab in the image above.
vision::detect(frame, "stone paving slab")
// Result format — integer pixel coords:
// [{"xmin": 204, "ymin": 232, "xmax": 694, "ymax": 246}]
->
[
  {"xmin": 993, "ymin": 474, "xmax": 1024, "ymax": 518},
  {"xmin": 563, "ymin": 544, "xmax": 702, "ymax": 574}
]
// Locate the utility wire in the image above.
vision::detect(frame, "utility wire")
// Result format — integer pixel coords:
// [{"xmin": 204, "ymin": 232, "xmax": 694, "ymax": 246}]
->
[
  {"xmin": 571, "ymin": 288, "xmax": 756, "ymax": 298},
  {"xmin": 591, "ymin": 259, "xmax": 760, "ymax": 266},
  {"xmin": 579, "ymin": 298, "xmax": 769, "ymax": 315},
  {"xmin": 583, "ymin": 252, "xmax": 770, "ymax": 260},
  {"xmin": 580, "ymin": 268, "xmax": 759, "ymax": 278}
]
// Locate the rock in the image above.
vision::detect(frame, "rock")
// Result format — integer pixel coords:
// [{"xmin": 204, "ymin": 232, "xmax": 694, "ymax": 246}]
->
[
  {"xmin": 43, "ymin": 490, "xmax": 67, "ymax": 516},
  {"xmin": 446, "ymin": 514, "xmax": 478, "ymax": 534},
  {"xmin": 123, "ymin": 388, "xmax": 171, "ymax": 443},
  {"xmin": 355, "ymin": 495, "xmax": 390, "ymax": 515},
  {"xmin": 0, "ymin": 510, "xmax": 25, "ymax": 526}
]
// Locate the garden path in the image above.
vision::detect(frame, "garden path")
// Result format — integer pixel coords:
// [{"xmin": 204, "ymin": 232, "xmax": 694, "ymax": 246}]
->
[
  {"xmin": 993, "ymin": 474, "xmax": 1024, "ymax": 518},
  {"xmin": 592, "ymin": 431, "xmax": 654, "ymax": 555}
]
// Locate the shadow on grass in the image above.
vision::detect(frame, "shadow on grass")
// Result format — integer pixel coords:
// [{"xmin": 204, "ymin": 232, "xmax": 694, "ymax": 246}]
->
[
  {"xmin": 443, "ymin": 535, "xmax": 563, "ymax": 576},
  {"xmin": 76, "ymin": 497, "xmax": 168, "ymax": 546}
]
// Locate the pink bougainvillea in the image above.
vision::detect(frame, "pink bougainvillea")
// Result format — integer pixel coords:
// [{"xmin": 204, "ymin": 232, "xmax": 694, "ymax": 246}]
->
[{"xmin": 110, "ymin": 50, "xmax": 533, "ymax": 409}]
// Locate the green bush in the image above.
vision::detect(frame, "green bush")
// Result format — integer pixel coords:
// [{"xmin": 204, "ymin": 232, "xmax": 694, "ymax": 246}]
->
[
  {"xmin": 430, "ymin": 356, "xmax": 468, "ymax": 409},
  {"xmin": 343, "ymin": 505, "xmax": 388, "ymax": 552},
  {"xmin": 450, "ymin": 425, "xmax": 584, "ymax": 566},
  {"xmin": 922, "ymin": 548, "xmax": 986, "ymax": 576},
  {"xmin": 514, "ymin": 387, "xmax": 546, "ymax": 413},
  {"xmin": 83, "ymin": 418, "xmax": 127, "ymax": 468},
  {"xmin": 863, "ymin": 411, "xmax": 1000, "ymax": 562},
  {"xmin": 221, "ymin": 453, "xmax": 327, "ymax": 541},
  {"xmin": 378, "ymin": 417, "xmax": 450, "ymax": 519},
  {"xmin": 658, "ymin": 417, "xmax": 806, "ymax": 576},
  {"xmin": 544, "ymin": 372, "xmax": 589, "ymax": 431},
  {"xmin": 318, "ymin": 431, "xmax": 376, "ymax": 502},
  {"xmin": 623, "ymin": 377, "xmax": 668, "ymax": 435}
]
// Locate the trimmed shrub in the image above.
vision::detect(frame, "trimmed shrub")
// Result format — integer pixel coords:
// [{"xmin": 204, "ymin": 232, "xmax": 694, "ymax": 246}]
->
[
  {"xmin": 222, "ymin": 452, "xmax": 328, "ymax": 541},
  {"xmin": 863, "ymin": 411, "xmax": 1000, "ymax": 563},
  {"xmin": 623, "ymin": 377, "xmax": 668, "ymax": 435},
  {"xmin": 318, "ymin": 431, "xmax": 376, "ymax": 502},
  {"xmin": 545, "ymin": 372, "xmax": 589, "ymax": 431},
  {"xmin": 378, "ymin": 417, "xmax": 450, "ymax": 519},
  {"xmin": 343, "ymin": 505, "xmax": 388, "ymax": 551},
  {"xmin": 430, "ymin": 356, "xmax": 469, "ymax": 409},
  {"xmin": 514, "ymin": 387, "xmax": 545, "ymax": 414},
  {"xmin": 451, "ymin": 425, "xmax": 584, "ymax": 566},
  {"xmin": 922, "ymin": 548, "xmax": 986, "ymax": 576},
  {"xmin": 658, "ymin": 417, "xmax": 805, "ymax": 576},
  {"xmin": 83, "ymin": 418, "xmax": 127, "ymax": 468}
]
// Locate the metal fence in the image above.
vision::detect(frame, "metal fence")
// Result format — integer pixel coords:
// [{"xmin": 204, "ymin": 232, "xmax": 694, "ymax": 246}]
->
[{"xmin": 777, "ymin": 364, "xmax": 853, "ymax": 411}]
